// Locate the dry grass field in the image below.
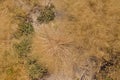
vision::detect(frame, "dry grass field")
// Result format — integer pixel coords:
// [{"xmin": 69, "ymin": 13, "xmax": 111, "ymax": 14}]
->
[{"xmin": 0, "ymin": 0, "xmax": 120, "ymax": 80}]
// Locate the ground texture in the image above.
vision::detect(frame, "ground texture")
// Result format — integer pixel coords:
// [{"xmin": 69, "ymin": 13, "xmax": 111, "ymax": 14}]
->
[{"xmin": 0, "ymin": 0, "xmax": 120, "ymax": 80}]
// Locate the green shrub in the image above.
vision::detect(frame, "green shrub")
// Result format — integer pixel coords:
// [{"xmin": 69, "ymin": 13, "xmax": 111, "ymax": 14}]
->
[
  {"xmin": 13, "ymin": 38, "xmax": 31, "ymax": 58},
  {"xmin": 26, "ymin": 58, "xmax": 47, "ymax": 80},
  {"xmin": 14, "ymin": 22, "xmax": 34, "ymax": 39},
  {"xmin": 37, "ymin": 4, "xmax": 55, "ymax": 23},
  {"xmin": 29, "ymin": 64, "xmax": 47, "ymax": 80}
]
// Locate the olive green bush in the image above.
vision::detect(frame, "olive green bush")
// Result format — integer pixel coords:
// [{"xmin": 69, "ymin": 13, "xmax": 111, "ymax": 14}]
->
[
  {"xmin": 37, "ymin": 4, "xmax": 55, "ymax": 23},
  {"xmin": 13, "ymin": 38, "xmax": 31, "ymax": 57},
  {"xmin": 14, "ymin": 22, "xmax": 34, "ymax": 39},
  {"xmin": 26, "ymin": 58, "xmax": 47, "ymax": 80}
]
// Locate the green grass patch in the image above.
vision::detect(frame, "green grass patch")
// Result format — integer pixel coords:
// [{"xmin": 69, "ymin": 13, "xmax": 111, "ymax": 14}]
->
[{"xmin": 37, "ymin": 4, "xmax": 55, "ymax": 24}]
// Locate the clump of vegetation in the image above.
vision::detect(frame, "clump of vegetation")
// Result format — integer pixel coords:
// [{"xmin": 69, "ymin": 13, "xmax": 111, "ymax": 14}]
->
[
  {"xmin": 37, "ymin": 4, "xmax": 55, "ymax": 23},
  {"xmin": 14, "ymin": 22, "xmax": 34, "ymax": 39},
  {"xmin": 13, "ymin": 38, "xmax": 31, "ymax": 58},
  {"xmin": 26, "ymin": 58, "xmax": 47, "ymax": 80},
  {"xmin": 11, "ymin": 3, "xmax": 49, "ymax": 80},
  {"xmin": 96, "ymin": 53, "xmax": 120, "ymax": 80}
]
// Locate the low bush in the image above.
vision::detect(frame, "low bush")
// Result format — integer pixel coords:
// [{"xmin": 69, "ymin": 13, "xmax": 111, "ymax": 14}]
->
[
  {"xmin": 37, "ymin": 4, "xmax": 55, "ymax": 23},
  {"xmin": 26, "ymin": 58, "xmax": 47, "ymax": 80},
  {"xmin": 13, "ymin": 38, "xmax": 31, "ymax": 58},
  {"xmin": 14, "ymin": 22, "xmax": 34, "ymax": 39}
]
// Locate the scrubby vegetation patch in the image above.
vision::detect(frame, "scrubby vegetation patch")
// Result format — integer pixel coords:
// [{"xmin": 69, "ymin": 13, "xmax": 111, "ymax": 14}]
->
[
  {"xmin": 26, "ymin": 58, "xmax": 47, "ymax": 80},
  {"xmin": 37, "ymin": 4, "xmax": 55, "ymax": 24},
  {"xmin": 13, "ymin": 22, "xmax": 34, "ymax": 39},
  {"xmin": 13, "ymin": 38, "xmax": 31, "ymax": 58},
  {"xmin": 12, "ymin": 12, "xmax": 48, "ymax": 79}
]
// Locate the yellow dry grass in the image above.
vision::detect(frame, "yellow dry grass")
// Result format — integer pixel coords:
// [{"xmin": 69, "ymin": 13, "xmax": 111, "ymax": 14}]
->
[{"xmin": 0, "ymin": 0, "xmax": 120, "ymax": 80}]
